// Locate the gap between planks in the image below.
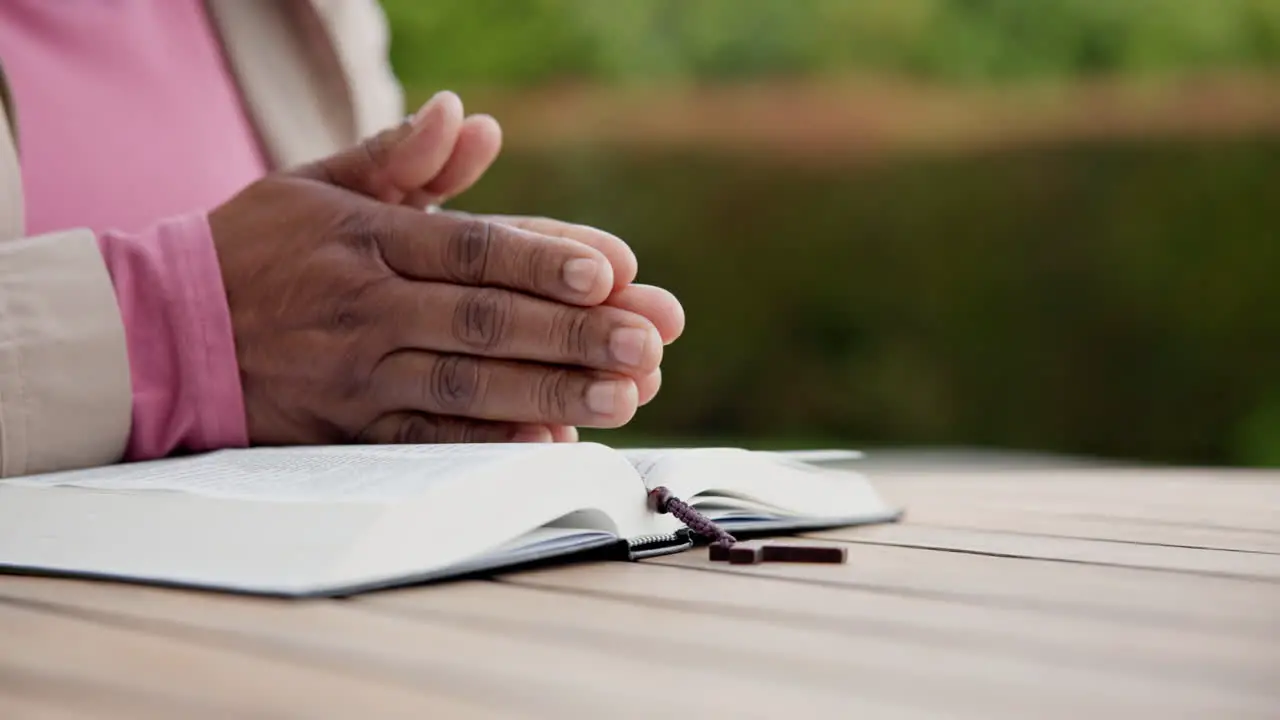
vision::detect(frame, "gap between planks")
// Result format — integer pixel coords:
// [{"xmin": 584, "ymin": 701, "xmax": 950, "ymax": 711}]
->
[
  {"xmin": 644, "ymin": 538, "xmax": 1280, "ymax": 635},
  {"xmin": 804, "ymin": 525, "xmax": 1280, "ymax": 582},
  {"xmin": 897, "ymin": 521, "xmax": 1280, "ymax": 556},
  {"xmin": 867, "ymin": 498, "xmax": 1280, "ymax": 553}
]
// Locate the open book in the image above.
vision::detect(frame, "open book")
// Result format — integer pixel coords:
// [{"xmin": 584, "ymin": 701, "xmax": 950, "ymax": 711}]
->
[{"xmin": 0, "ymin": 443, "xmax": 900, "ymax": 597}]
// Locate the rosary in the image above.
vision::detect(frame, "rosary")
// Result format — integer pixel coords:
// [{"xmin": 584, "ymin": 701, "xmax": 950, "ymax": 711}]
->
[{"xmin": 647, "ymin": 486, "xmax": 846, "ymax": 564}]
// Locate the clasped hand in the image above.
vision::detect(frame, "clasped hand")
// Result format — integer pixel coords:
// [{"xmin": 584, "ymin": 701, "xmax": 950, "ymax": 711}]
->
[{"xmin": 209, "ymin": 92, "xmax": 683, "ymax": 446}]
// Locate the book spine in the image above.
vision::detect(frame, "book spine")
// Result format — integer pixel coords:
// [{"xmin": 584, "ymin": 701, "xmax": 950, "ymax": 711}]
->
[{"xmin": 625, "ymin": 530, "xmax": 693, "ymax": 560}]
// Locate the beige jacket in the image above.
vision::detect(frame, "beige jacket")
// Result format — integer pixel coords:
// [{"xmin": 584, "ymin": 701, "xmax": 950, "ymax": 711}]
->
[{"xmin": 0, "ymin": 0, "xmax": 404, "ymax": 477}]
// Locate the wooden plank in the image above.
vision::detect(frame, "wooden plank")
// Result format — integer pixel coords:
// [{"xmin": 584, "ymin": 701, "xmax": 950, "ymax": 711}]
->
[
  {"xmin": 18, "ymin": 567, "xmax": 1272, "ymax": 720},
  {"xmin": 0, "ymin": 664, "xmax": 213, "ymax": 720},
  {"xmin": 365, "ymin": 575, "xmax": 1279, "ymax": 719},
  {"xmin": 1053, "ymin": 512, "xmax": 1280, "ymax": 536},
  {"xmin": 0, "ymin": 576, "xmax": 926, "ymax": 719},
  {"xmin": 0, "ymin": 694, "xmax": 105, "ymax": 720},
  {"xmin": 504, "ymin": 561, "xmax": 1279, "ymax": 679},
  {"xmin": 869, "ymin": 469, "xmax": 1280, "ymax": 552},
  {"xmin": 866, "ymin": 469, "xmax": 1280, "ymax": 531},
  {"xmin": 0, "ymin": 596, "xmax": 498, "ymax": 719},
  {"xmin": 873, "ymin": 505, "xmax": 1280, "ymax": 554},
  {"xmin": 643, "ymin": 539, "xmax": 1279, "ymax": 632},
  {"xmin": 807, "ymin": 524, "xmax": 1280, "ymax": 580}
]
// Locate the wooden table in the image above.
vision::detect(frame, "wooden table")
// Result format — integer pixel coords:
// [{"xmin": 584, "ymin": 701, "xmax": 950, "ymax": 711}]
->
[{"xmin": 2, "ymin": 455, "xmax": 1278, "ymax": 719}]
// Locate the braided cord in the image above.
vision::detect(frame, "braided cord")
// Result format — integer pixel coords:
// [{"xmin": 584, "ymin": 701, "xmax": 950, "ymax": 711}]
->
[{"xmin": 647, "ymin": 486, "xmax": 738, "ymax": 548}]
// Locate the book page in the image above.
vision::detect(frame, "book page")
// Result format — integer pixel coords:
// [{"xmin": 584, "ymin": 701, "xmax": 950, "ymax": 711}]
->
[
  {"xmin": 621, "ymin": 447, "xmax": 862, "ymax": 484},
  {"xmin": 619, "ymin": 447, "xmax": 895, "ymax": 524},
  {"xmin": 4, "ymin": 444, "xmax": 544, "ymax": 503},
  {"xmin": 620, "ymin": 447, "xmax": 837, "ymax": 486},
  {"xmin": 619, "ymin": 447, "xmax": 743, "ymax": 484}
]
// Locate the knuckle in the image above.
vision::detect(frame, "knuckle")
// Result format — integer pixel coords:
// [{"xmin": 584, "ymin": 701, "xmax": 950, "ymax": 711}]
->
[
  {"xmin": 455, "ymin": 421, "xmax": 490, "ymax": 444},
  {"xmin": 534, "ymin": 368, "xmax": 574, "ymax": 419},
  {"xmin": 426, "ymin": 354, "xmax": 483, "ymax": 414},
  {"xmin": 451, "ymin": 421, "xmax": 475, "ymax": 444},
  {"xmin": 328, "ymin": 276, "xmax": 393, "ymax": 332},
  {"xmin": 520, "ymin": 242, "xmax": 554, "ymax": 291},
  {"xmin": 328, "ymin": 305, "xmax": 363, "ymax": 333},
  {"xmin": 451, "ymin": 289, "xmax": 514, "ymax": 352},
  {"xmin": 551, "ymin": 307, "xmax": 592, "ymax": 361},
  {"xmin": 355, "ymin": 413, "xmax": 437, "ymax": 444},
  {"xmin": 335, "ymin": 341, "xmax": 378, "ymax": 404},
  {"xmin": 361, "ymin": 128, "xmax": 397, "ymax": 173},
  {"xmin": 395, "ymin": 414, "xmax": 441, "ymax": 444},
  {"xmin": 451, "ymin": 420, "xmax": 509, "ymax": 444},
  {"xmin": 445, "ymin": 219, "xmax": 493, "ymax": 284},
  {"xmin": 353, "ymin": 420, "xmax": 382, "ymax": 444},
  {"xmin": 333, "ymin": 210, "xmax": 384, "ymax": 259}
]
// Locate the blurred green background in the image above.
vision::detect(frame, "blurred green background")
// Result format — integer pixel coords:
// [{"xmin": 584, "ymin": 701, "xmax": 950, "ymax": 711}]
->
[
  {"xmin": 380, "ymin": 0, "xmax": 1280, "ymax": 466},
  {"xmin": 384, "ymin": 0, "xmax": 1280, "ymax": 86}
]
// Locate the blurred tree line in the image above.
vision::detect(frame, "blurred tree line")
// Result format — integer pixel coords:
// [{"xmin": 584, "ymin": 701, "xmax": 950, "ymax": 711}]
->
[
  {"xmin": 457, "ymin": 139, "xmax": 1280, "ymax": 467},
  {"xmin": 382, "ymin": 0, "xmax": 1280, "ymax": 88},
  {"xmin": 380, "ymin": 0, "xmax": 1280, "ymax": 466}
]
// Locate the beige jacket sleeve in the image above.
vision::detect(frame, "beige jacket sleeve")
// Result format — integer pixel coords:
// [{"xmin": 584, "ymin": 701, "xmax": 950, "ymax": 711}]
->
[
  {"xmin": 0, "ymin": 0, "xmax": 402, "ymax": 478},
  {"xmin": 0, "ymin": 100, "xmax": 132, "ymax": 479},
  {"xmin": 0, "ymin": 233, "xmax": 133, "ymax": 478}
]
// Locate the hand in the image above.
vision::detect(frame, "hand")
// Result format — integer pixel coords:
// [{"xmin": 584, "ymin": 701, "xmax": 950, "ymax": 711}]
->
[
  {"xmin": 210, "ymin": 170, "xmax": 668, "ymax": 445},
  {"xmin": 429, "ymin": 212, "xmax": 683, "ymax": 412},
  {"xmin": 295, "ymin": 91, "xmax": 685, "ymax": 440},
  {"xmin": 303, "ymin": 91, "xmax": 683, "ymax": 338}
]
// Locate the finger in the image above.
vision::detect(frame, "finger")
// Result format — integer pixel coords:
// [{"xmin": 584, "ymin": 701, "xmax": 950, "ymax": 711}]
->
[
  {"xmin": 378, "ymin": 210, "xmax": 616, "ymax": 305},
  {"xmin": 401, "ymin": 187, "xmax": 448, "ymax": 213},
  {"xmin": 637, "ymin": 368, "xmax": 662, "ymax": 406},
  {"xmin": 438, "ymin": 212, "xmax": 638, "ymax": 290},
  {"xmin": 357, "ymin": 412, "xmax": 555, "ymax": 444},
  {"xmin": 296, "ymin": 90, "xmax": 465, "ymax": 204},
  {"xmin": 549, "ymin": 425, "xmax": 579, "ymax": 442},
  {"xmin": 381, "ymin": 92, "xmax": 468, "ymax": 195},
  {"xmin": 350, "ymin": 92, "xmax": 468, "ymax": 199},
  {"xmin": 419, "ymin": 114, "xmax": 503, "ymax": 203},
  {"xmin": 371, "ymin": 351, "xmax": 640, "ymax": 428},
  {"xmin": 381, "ymin": 282, "xmax": 662, "ymax": 376},
  {"xmin": 604, "ymin": 284, "xmax": 685, "ymax": 344}
]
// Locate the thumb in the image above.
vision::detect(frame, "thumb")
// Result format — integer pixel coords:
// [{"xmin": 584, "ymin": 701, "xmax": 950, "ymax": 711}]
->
[{"xmin": 294, "ymin": 90, "xmax": 466, "ymax": 204}]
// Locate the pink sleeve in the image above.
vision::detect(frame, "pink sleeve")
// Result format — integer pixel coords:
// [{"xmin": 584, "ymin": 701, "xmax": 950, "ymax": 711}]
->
[{"xmin": 95, "ymin": 213, "xmax": 248, "ymax": 460}]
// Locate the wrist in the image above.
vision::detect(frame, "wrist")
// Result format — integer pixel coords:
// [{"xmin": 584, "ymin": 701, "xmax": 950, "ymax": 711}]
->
[{"xmin": 96, "ymin": 213, "xmax": 248, "ymax": 459}]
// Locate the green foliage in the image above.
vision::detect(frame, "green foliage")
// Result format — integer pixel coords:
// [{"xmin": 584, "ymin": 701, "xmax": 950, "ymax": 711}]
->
[
  {"xmin": 1233, "ymin": 391, "xmax": 1280, "ymax": 466},
  {"xmin": 447, "ymin": 138, "xmax": 1280, "ymax": 467},
  {"xmin": 376, "ymin": 1, "xmax": 1280, "ymax": 464},
  {"xmin": 382, "ymin": 0, "xmax": 1280, "ymax": 88}
]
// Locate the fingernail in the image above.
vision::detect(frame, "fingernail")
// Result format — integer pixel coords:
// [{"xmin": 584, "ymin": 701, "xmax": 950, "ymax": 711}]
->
[
  {"xmin": 609, "ymin": 327, "xmax": 650, "ymax": 368},
  {"xmin": 562, "ymin": 258, "xmax": 601, "ymax": 294},
  {"xmin": 408, "ymin": 99, "xmax": 436, "ymax": 129},
  {"xmin": 586, "ymin": 381, "xmax": 623, "ymax": 416},
  {"xmin": 411, "ymin": 90, "xmax": 459, "ymax": 129}
]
